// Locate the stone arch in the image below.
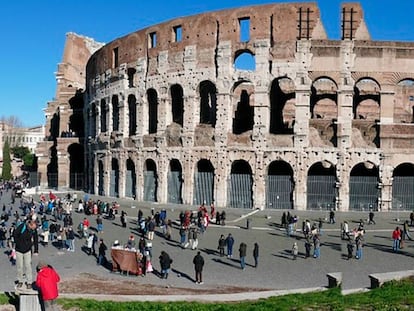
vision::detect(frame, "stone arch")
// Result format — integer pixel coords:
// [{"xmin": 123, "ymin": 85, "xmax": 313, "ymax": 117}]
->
[
  {"xmin": 269, "ymin": 77, "xmax": 295, "ymax": 134},
  {"xmin": 128, "ymin": 95, "xmax": 137, "ymax": 136},
  {"xmin": 171, "ymin": 84, "xmax": 184, "ymax": 127},
  {"xmin": 68, "ymin": 90, "xmax": 84, "ymax": 137},
  {"xmin": 198, "ymin": 80, "xmax": 217, "ymax": 127},
  {"xmin": 228, "ymin": 160, "xmax": 253, "ymax": 208},
  {"xmin": 353, "ymin": 78, "xmax": 381, "ymax": 120},
  {"xmin": 234, "ymin": 49, "xmax": 256, "ymax": 71},
  {"xmin": 112, "ymin": 95, "xmax": 120, "ymax": 132},
  {"xmin": 394, "ymin": 79, "xmax": 414, "ymax": 123},
  {"xmin": 266, "ymin": 160, "xmax": 294, "ymax": 209},
  {"xmin": 68, "ymin": 143, "xmax": 84, "ymax": 190},
  {"xmin": 307, "ymin": 161, "xmax": 337, "ymax": 210},
  {"xmin": 143, "ymin": 159, "xmax": 157, "ymax": 202},
  {"xmin": 392, "ymin": 162, "xmax": 414, "ymax": 210},
  {"xmin": 193, "ymin": 159, "xmax": 215, "ymax": 206},
  {"xmin": 125, "ymin": 158, "xmax": 136, "ymax": 198},
  {"xmin": 310, "ymin": 77, "xmax": 338, "ymax": 119},
  {"xmin": 232, "ymin": 81, "xmax": 254, "ymax": 134},
  {"xmin": 50, "ymin": 112, "xmax": 60, "ymax": 139},
  {"xmin": 110, "ymin": 158, "xmax": 119, "ymax": 197},
  {"xmin": 168, "ymin": 159, "xmax": 183, "ymax": 204},
  {"xmin": 47, "ymin": 146, "xmax": 58, "ymax": 188},
  {"xmin": 349, "ymin": 162, "xmax": 379, "ymax": 211},
  {"xmin": 147, "ymin": 88, "xmax": 158, "ymax": 134}
]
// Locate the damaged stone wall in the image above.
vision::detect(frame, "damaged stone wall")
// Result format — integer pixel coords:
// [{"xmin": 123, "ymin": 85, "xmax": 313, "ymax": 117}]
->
[{"xmin": 82, "ymin": 2, "xmax": 414, "ymax": 211}]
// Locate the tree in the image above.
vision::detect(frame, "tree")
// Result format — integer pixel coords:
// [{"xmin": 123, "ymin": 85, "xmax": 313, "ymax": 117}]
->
[
  {"xmin": 11, "ymin": 146, "xmax": 30, "ymax": 159},
  {"xmin": 2, "ymin": 139, "xmax": 12, "ymax": 180}
]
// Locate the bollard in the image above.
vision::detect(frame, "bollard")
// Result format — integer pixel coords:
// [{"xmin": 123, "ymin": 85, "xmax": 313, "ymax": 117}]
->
[{"xmin": 246, "ymin": 218, "xmax": 251, "ymax": 229}]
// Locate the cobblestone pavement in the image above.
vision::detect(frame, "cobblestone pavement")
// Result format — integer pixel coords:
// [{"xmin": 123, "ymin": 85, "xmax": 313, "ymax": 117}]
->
[{"xmin": 1, "ymin": 189, "xmax": 413, "ymax": 296}]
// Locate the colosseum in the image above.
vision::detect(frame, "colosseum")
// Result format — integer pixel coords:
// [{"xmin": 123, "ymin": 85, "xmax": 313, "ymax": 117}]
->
[{"xmin": 36, "ymin": 2, "xmax": 414, "ymax": 211}]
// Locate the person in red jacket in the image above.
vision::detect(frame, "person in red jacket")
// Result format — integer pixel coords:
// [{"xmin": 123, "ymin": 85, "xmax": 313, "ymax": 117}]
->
[
  {"xmin": 35, "ymin": 260, "xmax": 60, "ymax": 310},
  {"xmin": 392, "ymin": 226, "xmax": 401, "ymax": 252}
]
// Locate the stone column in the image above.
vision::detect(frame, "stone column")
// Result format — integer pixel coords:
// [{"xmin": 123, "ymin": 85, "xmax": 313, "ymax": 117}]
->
[
  {"xmin": 294, "ymin": 151, "xmax": 307, "ymax": 211},
  {"xmin": 118, "ymin": 153, "xmax": 126, "ymax": 198},
  {"xmin": 214, "ymin": 151, "xmax": 228, "ymax": 208}
]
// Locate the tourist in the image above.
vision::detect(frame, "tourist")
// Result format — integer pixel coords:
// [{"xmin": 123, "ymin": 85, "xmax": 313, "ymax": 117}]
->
[
  {"xmin": 193, "ymin": 251, "xmax": 205, "ymax": 284},
  {"xmin": 292, "ymin": 242, "xmax": 298, "ymax": 260},
  {"xmin": 66, "ymin": 227, "xmax": 75, "ymax": 252},
  {"xmin": 313, "ymin": 234, "xmax": 320, "ymax": 258},
  {"xmin": 347, "ymin": 239, "xmax": 354, "ymax": 260},
  {"xmin": 225, "ymin": 233, "xmax": 234, "ymax": 258},
  {"xmin": 253, "ymin": 242, "xmax": 259, "ymax": 268},
  {"xmin": 368, "ymin": 210, "xmax": 376, "ymax": 225},
  {"xmin": 13, "ymin": 218, "xmax": 38, "ymax": 290},
  {"xmin": 120, "ymin": 210, "xmax": 127, "ymax": 228},
  {"xmin": 392, "ymin": 226, "xmax": 401, "ymax": 252},
  {"xmin": 98, "ymin": 238, "xmax": 107, "ymax": 266},
  {"xmin": 239, "ymin": 242, "xmax": 247, "ymax": 270},
  {"xmin": 217, "ymin": 234, "xmax": 226, "ymax": 257},
  {"xmin": 96, "ymin": 215, "xmax": 103, "ymax": 234},
  {"xmin": 35, "ymin": 260, "xmax": 60, "ymax": 310},
  {"xmin": 355, "ymin": 235, "xmax": 363, "ymax": 259},
  {"xmin": 159, "ymin": 251, "xmax": 172, "ymax": 279},
  {"xmin": 329, "ymin": 209, "xmax": 335, "ymax": 224}
]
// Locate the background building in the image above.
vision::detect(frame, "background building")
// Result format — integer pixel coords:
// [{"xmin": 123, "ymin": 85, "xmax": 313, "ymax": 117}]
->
[{"xmin": 38, "ymin": 3, "xmax": 414, "ymax": 211}]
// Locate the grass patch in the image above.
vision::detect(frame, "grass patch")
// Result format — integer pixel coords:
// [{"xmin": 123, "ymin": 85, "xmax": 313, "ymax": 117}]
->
[{"xmin": 4, "ymin": 279, "xmax": 414, "ymax": 310}]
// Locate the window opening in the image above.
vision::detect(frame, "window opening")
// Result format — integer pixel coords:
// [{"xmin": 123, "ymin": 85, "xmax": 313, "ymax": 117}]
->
[
  {"xmin": 173, "ymin": 25, "xmax": 182, "ymax": 42},
  {"xmin": 239, "ymin": 17, "xmax": 250, "ymax": 42}
]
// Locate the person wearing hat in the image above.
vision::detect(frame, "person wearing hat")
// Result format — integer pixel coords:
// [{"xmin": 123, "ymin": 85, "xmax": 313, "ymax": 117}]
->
[{"xmin": 35, "ymin": 260, "xmax": 60, "ymax": 310}]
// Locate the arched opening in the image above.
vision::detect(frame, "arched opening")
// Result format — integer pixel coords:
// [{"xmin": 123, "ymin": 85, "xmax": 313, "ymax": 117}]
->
[
  {"xmin": 266, "ymin": 161, "xmax": 294, "ymax": 209},
  {"xmin": 47, "ymin": 146, "xmax": 58, "ymax": 188},
  {"xmin": 147, "ymin": 89, "xmax": 158, "ymax": 134},
  {"xmin": 50, "ymin": 113, "xmax": 60, "ymax": 140},
  {"xmin": 128, "ymin": 95, "xmax": 137, "ymax": 136},
  {"xmin": 68, "ymin": 90, "xmax": 84, "ymax": 137},
  {"xmin": 228, "ymin": 160, "xmax": 253, "ymax": 208},
  {"xmin": 98, "ymin": 161, "xmax": 104, "ymax": 196},
  {"xmin": 270, "ymin": 77, "xmax": 295, "ymax": 134},
  {"xmin": 143, "ymin": 159, "xmax": 157, "ymax": 202},
  {"xmin": 68, "ymin": 143, "xmax": 84, "ymax": 190},
  {"xmin": 392, "ymin": 163, "xmax": 414, "ymax": 210},
  {"xmin": 168, "ymin": 159, "xmax": 183, "ymax": 204},
  {"xmin": 234, "ymin": 50, "xmax": 256, "ymax": 71},
  {"xmin": 171, "ymin": 84, "xmax": 184, "ymax": 127},
  {"xmin": 233, "ymin": 89, "xmax": 254, "ymax": 134},
  {"xmin": 307, "ymin": 161, "xmax": 337, "ymax": 210},
  {"xmin": 125, "ymin": 158, "xmax": 136, "ymax": 199},
  {"xmin": 194, "ymin": 159, "xmax": 215, "ymax": 206},
  {"xmin": 395, "ymin": 79, "xmax": 414, "ymax": 123},
  {"xmin": 91, "ymin": 102, "xmax": 98, "ymax": 138},
  {"xmin": 127, "ymin": 68, "xmax": 136, "ymax": 88},
  {"xmin": 110, "ymin": 158, "xmax": 119, "ymax": 197},
  {"xmin": 349, "ymin": 162, "xmax": 379, "ymax": 210},
  {"xmin": 100, "ymin": 99, "xmax": 107, "ymax": 133},
  {"xmin": 112, "ymin": 95, "xmax": 119, "ymax": 132},
  {"xmin": 199, "ymin": 81, "xmax": 217, "ymax": 127}
]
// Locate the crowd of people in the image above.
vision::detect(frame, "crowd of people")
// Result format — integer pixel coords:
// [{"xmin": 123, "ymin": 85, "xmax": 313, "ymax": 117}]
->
[{"xmin": 2, "ymin": 179, "xmax": 414, "ymax": 304}]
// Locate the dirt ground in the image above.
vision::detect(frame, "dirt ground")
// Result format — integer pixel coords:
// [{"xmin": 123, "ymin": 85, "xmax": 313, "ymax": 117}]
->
[{"xmin": 59, "ymin": 273, "xmax": 265, "ymax": 296}]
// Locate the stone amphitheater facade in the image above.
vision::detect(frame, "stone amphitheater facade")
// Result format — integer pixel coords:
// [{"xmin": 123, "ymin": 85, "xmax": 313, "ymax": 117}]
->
[{"xmin": 38, "ymin": 2, "xmax": 414, "ymax": 211}]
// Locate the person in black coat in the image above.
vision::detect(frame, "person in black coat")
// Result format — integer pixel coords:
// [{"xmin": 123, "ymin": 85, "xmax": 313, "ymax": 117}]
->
[
  {"xmin": 193, "ymin": 251, "xmax": 205, "ymax": 284},
  {"xmin": 159, "ymin": 251, "xmax": 172, "ymax": 279}
]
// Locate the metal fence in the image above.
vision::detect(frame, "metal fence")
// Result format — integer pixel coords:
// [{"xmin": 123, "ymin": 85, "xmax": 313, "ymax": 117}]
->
[
  {"xmin": 349, "ymin": 176, "xmax": 379, "ymax": 211},
  {"xmin": 193, "ymin": 171, "xmax": 214, "ymax": 206},
  {"xmin": 228, "ymin": 174, "xmax": 253, "ymax": 209},
  {"xmin": 307, "ymin": 175, "xmax": 337, "ymax": 210},
  {"xmin": 143, "ymin": 171, "xmax": 157, "ymax": 202},
  {"xmin": 167, "ymin": 171, "xmax": 183, "ymax": 204},
  {"xmin": 266, "ymin": 175, "xmax": 293, "ymax": 209},
  {"xmin": 392, "ymin": 176, "xmax": 414, "ymax": 210}
]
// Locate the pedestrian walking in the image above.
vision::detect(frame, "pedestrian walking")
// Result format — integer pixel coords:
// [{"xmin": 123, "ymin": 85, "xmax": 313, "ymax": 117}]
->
[
  {"xmin": 392, "ymin": 226, "xmax": 401, "ymax": 252},
  {"xmin": 239, "ymin": 242, "xmax": 247, "ymax": 270},
  {"xmin": 218, "ymin": 234, "xmax": 226, "ymax": 257},
  {"xmin": 159, "ymin": 251, "xmax": 172, "ymax": 279},
  {"xmin": 368, "ymin": 210, "xmax": 376, "ymax": 225},
  {"xmin": 304, "ymin": 238, "xmax": 311, "ymax": 259},
  {"xmin": 347, "ymin": 239, "xmax": 354, "ymax": 260},
  {"xmin": 253, "ymin": 242, "xmax": 259, "ymax": 268},
  {"xmin": 355, "ymin": 235, "xmax": 363, "ymax": 259},
  {"xmin": 193, "ymin": 251, "xmax": 205, "ymax": 284},
  {"xmin": 98, "ymin": 238, "xmax": 107, "ymax": 266},
  {"xmin": 403, "ymin": 220, "xmax": 412, "ymax": 241},
  {"xmin": 225, "ymin": 233, "xmax": 234, "ymax": 258},
  {"xmin": 313, "ymin": 234, "xmax": 320, "ymax": 258},
  {"xmin": 120, "ymin": 210, "xmax": 127, "ymax": 228},
  {"xmin": 292, "ymin": 242, "xmax": 298, "ymax": 260},
  {"xmin": 329, "ymin": 209, "xmax": 335, "ymax": 224}
]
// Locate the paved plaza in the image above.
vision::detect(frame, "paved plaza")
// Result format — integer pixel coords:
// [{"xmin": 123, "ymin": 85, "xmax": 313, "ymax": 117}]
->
[{"xmin": 1, "ymin": 189, "xmax": 414, "ymax": 299}]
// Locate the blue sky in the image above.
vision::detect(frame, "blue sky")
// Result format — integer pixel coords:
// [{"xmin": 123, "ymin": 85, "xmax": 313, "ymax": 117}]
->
[{"xmin": 1, "ymin": 0, "xmax": 413, "ymax": 127}]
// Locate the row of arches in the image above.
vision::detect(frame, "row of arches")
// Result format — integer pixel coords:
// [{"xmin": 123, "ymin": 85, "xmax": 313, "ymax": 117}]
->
[
  {"xmin": 88, "ymin": 77, "xmax": 414, "ymax": 140},
  {"xmin": 95, "ymin": 158, "xmax": 414, "ymax": 210}
]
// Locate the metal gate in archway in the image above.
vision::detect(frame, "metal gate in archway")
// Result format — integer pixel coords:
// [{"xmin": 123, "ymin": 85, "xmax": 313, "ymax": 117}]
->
[
  {"xmin": 109, "ymin": 170, "xmax": 119, "ymax": 197},
  {"xmin": 307, "ymin": 175, "xmax": 337, "ymax": 210},
  {"xmin": 194, "ymin": 171, "xmax": 214, "ymax": 205},
  {"xmin": 70, "ymin": 173, "xmax": 84, "ymax": 190},
  {"xmin": 266, "ymin": 175, "xmax": 293, "ymax": 209},
  {"xmin": 143, "ymin": 171, "xmax": 157, "ymax": 202},
  {"xmin": 228, "ymin": 174, "xmax": 253, "ymax": 209},
  {"xmin": 168, "ymin": 171, "xmax": 183, "ymax": 204},
  {"xmin": 349, "ymin": 176, "xmax": 379, "ymax": 211},
  {"xmin": 125, "ymin": 169, "xmax": 136, "ymax": 198},
  {"xmin": 392, "ymin": 176, "xmax": 414, "ymax": 210}
]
